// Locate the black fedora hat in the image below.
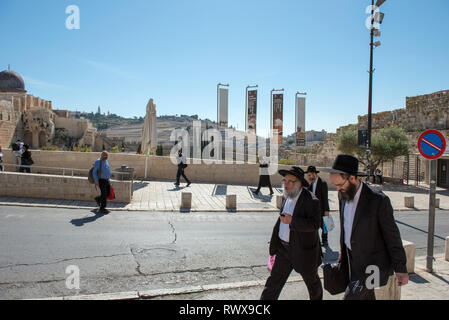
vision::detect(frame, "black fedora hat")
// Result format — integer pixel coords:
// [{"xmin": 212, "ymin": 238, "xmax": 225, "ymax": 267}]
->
[
  {"xmin": 305, "ymin": 166, "xmax": 320, "ymax": 174},
  {"xmin": 279, "ymin": 166, "xmax": 310, "ymax": 188},
  {"xmin": 322, "ymin": 154, "xmax": 360, "ymax": 176}
]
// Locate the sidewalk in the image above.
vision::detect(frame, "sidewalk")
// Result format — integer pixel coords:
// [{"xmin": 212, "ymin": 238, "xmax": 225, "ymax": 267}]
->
[{"xmin": 1, "ymin": 180, "xmax": 448, "ymax": 212}]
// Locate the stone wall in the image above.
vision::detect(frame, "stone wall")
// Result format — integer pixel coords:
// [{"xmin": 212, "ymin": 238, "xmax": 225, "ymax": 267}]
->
[
  {"xmin": 0, "ymin": 171, "xmax": 132, "ymax": 203},
  {"xmin": 0, "ymin": 149, "xmax": 335, "ymax": 188}
]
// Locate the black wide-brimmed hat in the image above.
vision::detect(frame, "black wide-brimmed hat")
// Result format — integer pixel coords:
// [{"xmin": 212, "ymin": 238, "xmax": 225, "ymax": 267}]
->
[
  {"xmin": 279, "ymin": 166, "xmax": 310, "ymax": 188},
  {"xmin": 322, "ymin": 154, "xmax": 361, "ymax": 176},
  {"xmin": 305, "ymin": 166, "xmax": 320, "ymax": 174}
]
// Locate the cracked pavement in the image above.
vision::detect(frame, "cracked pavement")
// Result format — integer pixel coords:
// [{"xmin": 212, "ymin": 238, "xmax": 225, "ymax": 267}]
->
[{"xmin": 1, "ymin": 205, "xmax": 448, "ymax": 300}]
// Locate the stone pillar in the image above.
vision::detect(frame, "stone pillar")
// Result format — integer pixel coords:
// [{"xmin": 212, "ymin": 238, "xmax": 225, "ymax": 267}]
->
[
  {"xmin": 402, "ymin": 240, "xmax": 416, "ymax": 273},
  {"xmin": 226, "ymin": 194, "xmax": 236, "ymax": 211},
  {"xmin": 181, "ymin": 192, "xmax": 192, "ymax": 210},
  {"xmin": 404, "ymin": 196, "xmax": 414, "ymax": 208}
]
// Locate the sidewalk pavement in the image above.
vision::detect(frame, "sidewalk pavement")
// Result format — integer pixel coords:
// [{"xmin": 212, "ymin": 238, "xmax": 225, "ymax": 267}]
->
[
  {"xmin": 1, "ymin": 180, "xmax": 448, "ymax": 212},
  {"xmin": 49, "ymin": 254, "xmax": 449, "ymax": 300}
]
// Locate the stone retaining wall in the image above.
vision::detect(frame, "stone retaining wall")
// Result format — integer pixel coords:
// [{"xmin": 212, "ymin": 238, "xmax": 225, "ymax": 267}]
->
[
  {"xmin": 0, "ymin": 171, "xmax": 132, "ymax": 203},
  {"xmin": 0, "ymin": 149, "xmax": 335, "ymax": 188}
]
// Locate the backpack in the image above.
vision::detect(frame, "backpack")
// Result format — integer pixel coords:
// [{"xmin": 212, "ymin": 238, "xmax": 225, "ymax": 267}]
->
[{"xmin": 88, "ymin": 160, "xmax": 102, "ymax": 184}]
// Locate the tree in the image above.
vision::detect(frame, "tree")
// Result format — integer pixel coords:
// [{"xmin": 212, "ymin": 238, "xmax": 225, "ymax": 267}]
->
[{"xmin": 337, "ymin": 125, "xmax": 409, "ymax": 173}]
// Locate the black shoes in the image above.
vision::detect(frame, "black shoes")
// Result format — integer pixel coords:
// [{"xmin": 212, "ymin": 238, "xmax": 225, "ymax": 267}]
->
[
  {"xmin": 187, "ymin": 182, "xmax": 191, "ymax": 187},
  {"xmin": 99, "ymin": 208, "xmax": 110, "ymax": 215}
]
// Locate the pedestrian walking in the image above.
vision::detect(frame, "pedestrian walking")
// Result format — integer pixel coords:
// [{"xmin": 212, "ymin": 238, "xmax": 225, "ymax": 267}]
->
[
  {"xmin": 12, "ymin": 139, "xmax": 23, "ymax": 172},
  {"xmin": 93, "ymin": 151, "xmax": 112, "ymax": 214},
  {"xmin": 260, "ymin": 166, "xmax": 323, "ymax": 300},
  {"xmin": 324, "ymin": 154, "xmax": 408, "ymax": 300},
  {"xmin": 175, "ymin": 150, "xmax": 191, "ymax": 187},
  {"xmin": 19, "ymin": 144, "xmax": 33, "ymax": 173},
  {"xmin": 253, "ymin": 157, "xmax": 274, "ymax": 195},
  {"xmin": 305, "ymin": 166, "xmax": 330, "ymax": 247}
]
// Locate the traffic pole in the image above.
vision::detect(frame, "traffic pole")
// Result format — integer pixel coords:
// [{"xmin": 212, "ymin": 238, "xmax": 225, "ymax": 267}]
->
[{"xmin": 426, "ymin": 159, "xmax": 437, "ymax": 272}]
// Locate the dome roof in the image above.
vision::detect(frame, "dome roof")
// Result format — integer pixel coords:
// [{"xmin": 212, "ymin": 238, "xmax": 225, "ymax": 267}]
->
[{"xmin": 0, "ymin": 70, "xmax": 26, "ymax": 92}]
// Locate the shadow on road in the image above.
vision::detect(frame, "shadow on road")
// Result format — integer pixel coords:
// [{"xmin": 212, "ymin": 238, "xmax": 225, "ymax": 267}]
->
[{"xmin": 70, "ymin": 210, "xmax": 107, "ymax": 227}]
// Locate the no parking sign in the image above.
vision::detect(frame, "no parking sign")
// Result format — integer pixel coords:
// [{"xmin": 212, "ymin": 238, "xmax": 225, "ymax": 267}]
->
[{"xmin": 418, "ymin": 129, "xmax": 446, "ymax": 160}]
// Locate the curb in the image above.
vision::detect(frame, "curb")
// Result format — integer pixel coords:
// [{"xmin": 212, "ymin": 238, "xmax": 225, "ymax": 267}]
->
[
  {"xmin": 34, "ymin": 276, "xmax": 307, "ymax": 301},
  {"xmin": 0, "ymin": 202, "xmax": 433, "ymax": 213}
]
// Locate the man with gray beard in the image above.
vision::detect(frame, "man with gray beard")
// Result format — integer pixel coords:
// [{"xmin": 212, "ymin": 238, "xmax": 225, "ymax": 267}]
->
[{"xmin": 260, "ymin": 166, "xmax": 323, "ymax": 300}]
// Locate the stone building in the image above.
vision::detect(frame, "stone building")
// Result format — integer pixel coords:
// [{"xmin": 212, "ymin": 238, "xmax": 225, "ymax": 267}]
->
[{"xmin": 0, "ymin": 69, "xmax": 98, "ymax": 150}]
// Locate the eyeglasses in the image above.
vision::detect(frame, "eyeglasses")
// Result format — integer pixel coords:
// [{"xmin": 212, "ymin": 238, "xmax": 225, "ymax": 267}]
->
[
  {"xmin": 282, "ymin": 178, "xmax": 297, "ymax": 185},
  {"xmin": 334, "ymin": 179, "xmax": 348, "ymax": 188}
]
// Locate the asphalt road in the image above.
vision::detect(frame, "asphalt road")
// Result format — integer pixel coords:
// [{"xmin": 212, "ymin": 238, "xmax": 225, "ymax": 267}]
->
[{"xmin": 0, "ymin": 205, "xmax": 448, "ymax": 299}]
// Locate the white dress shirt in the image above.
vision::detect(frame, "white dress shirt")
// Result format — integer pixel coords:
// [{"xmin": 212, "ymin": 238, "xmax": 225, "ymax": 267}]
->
[
  {"xmin": 278, "ymin": 189, "xmax": 302, "ymax": 243},
  {"xmin": 343, "ymin": 182, "xmax": 363, "ymax": 250},
  {"xmin": 312, "ymin": 178, "xmax": 318, "ymax": 195}
]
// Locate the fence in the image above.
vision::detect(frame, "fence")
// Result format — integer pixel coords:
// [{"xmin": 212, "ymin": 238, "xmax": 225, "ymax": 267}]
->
[{"xmin": 381, "ymin": 153, "xmax": 428, "ymax": 186}]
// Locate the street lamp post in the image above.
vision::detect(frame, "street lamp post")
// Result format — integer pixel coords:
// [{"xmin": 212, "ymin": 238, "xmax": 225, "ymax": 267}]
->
[{"xmin": 366, "ymin": 0, "xmax": 386, "ymax": 182}]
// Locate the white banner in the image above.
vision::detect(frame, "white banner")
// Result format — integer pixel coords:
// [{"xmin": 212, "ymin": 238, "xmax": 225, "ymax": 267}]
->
[{"xmin": 218, "ymin": 88, "xmax": 228, "ymax": 128}]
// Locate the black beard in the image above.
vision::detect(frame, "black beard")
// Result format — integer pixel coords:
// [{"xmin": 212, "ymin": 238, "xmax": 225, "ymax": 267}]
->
[{"xmin": 339, "ymin": 181, "xmax": 357, "ymax": 201}]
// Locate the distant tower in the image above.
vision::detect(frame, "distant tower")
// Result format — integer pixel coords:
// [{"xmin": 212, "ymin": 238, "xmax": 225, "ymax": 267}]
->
[{"xmin": 97, "ymin": 106, "xmax": 101, "ymax": 114}]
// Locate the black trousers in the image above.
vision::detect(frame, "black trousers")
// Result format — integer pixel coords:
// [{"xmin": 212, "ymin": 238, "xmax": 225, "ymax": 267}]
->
[
  {"xmin": 343, "ymin": 249, "xmax": 376, "ymax": 300},
  {"xmin": 95, "ymin": 179, "xmax": 111, "ymax": 210},
  {"xmin": 260, "ymin": 240, "xmax": 323, "ymax": 300},
  {"xmin": 255, "ymin": 179, "xmax": 274, "ymax": 194},
  {"xmin": 176, "ymin": 167, "xmax": 190, "ymax": 184}
]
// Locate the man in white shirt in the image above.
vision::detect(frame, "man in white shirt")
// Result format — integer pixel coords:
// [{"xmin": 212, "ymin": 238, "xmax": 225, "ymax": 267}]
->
[
  {"xmin": 261, "ymin": 166, "xmax": 323, "ymax": 300},
  {"xmin": 175, "ymin": 150, "xmax": 191, "ymax": 187},
  {"xmin": 325, "ymin": 154, "xmax": 408, "ymax": 300}
]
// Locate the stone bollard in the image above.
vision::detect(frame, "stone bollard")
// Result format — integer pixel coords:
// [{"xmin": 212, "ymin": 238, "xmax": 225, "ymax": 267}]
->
[
  {"xmin": 435, "ymin": 198, "xmax": 440, "ymax": 209},
  {"xmin": 276, "ymin": 195, "xmax": 284, "ymax": 210},
  {"xmin": 226, "ymin": 194, "xmax": 237, "ymax": 211},
  {"xmin": 402, "ymin": 240, "xmax": 416, "ymax": 274},
  {"xmin": 181, "ymin": 192, "xmax": 192, "ymax": 210},
  {"xmin": 404, "ymin": 196, "xmax": 414, "ymax": 208},
  {"xmin": 446, "ymin": 237, "xmax": 449, "ymax": 262}
]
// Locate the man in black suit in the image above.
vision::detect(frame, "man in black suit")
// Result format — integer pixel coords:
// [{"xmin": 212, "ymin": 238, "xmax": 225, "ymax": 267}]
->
[
  {"xmin": 260, "ymin": 166, "xmax": 323, "ymax": 300},
  {"xmin": 325, "ymin": 155, "xmax": 409, "ymax": 300},
  {"xmin": 306, "ymin": 166, "xmax": 330, "ymax": 246},
  {"xmin": 174, "ymin": 150, "xmax": 191, "ymax": 187}
]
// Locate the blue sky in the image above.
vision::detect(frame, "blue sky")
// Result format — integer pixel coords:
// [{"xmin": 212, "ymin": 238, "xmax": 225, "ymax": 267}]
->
[{"xmin": 1, "ymin": 0, "xmax": 448, "ymax": 136}]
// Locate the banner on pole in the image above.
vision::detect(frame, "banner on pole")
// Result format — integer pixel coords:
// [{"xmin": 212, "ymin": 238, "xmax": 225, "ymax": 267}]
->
[
  {"xmin": 247, "ymin": 89, "xmax": 257, "ymax": 133},
  {"xmin": 296, "ymin": 96, "xmax": 306, "ymax": 146},
  {"xmin": 272, "ymin": 94, "xmax": 283, "ymax": 145},
  {"xmin": 218, "ymin": 88, "xmax": 228, "ymax": 128}
]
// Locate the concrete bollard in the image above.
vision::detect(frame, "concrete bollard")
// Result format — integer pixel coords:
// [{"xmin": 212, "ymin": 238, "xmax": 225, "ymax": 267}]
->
[
  {"xmin": 435, "ymin": 198, "xmax": 440, "ymax": 209},
  {"xmin": 445, "ymin": 237, "xmax": 449, "ymax": 262},
  {"xmin": 226, "ymin": 194, "xmax": 236, "ymax": 210},
  {"xmin": 404, "ymin": 196, "xmax": 414, "ymax": 208},
  {"xmin": 181, "ymin": 192, "xmax": 192, "ymax": 210},
  {"xmin": 276, "ymin": 195, "xmax": 284, "ymax": 210},
  {"xmin": 402, "ymin": 240, "xmax": 416, "ymax": 273}
]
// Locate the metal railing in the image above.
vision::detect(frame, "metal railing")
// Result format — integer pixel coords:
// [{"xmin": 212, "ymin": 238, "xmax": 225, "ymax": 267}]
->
[{"xmin": 0, "ymin": 163, "xmax": 131, "ymax": 179}]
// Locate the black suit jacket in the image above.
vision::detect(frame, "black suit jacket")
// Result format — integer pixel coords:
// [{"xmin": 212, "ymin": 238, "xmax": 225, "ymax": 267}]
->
[
  {"xmin": 339, "ymin": 182, "xmax": 407, "ymax": 286},
  {"xmin": 309, "ymin": 177, "xmax": 330, "ymax": 216},
  {"xmin": 269, "ymin": 188, "xmax": 322, "ymax": 275}
]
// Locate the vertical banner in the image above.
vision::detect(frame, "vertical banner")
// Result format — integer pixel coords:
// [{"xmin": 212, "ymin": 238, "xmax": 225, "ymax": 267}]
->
[
  {"xmin": 247, "ymin": 90, "xmax": 257, "ymax": 134},
  {"xmin": 296, "ymin": 96, "xmax": 306, "ymax": 146},
  {"xmin": 218, "ymin": 88, "xmax": 228, "ymax": 128},
  {"xmin": 272, "ymin": 94, "xmax": 283, "ymax": 145}
]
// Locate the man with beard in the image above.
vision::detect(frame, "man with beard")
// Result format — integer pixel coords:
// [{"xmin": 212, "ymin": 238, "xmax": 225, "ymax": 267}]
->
[
  {"xmin": 306, "ymin": 166, "xmax": 330, "ymax": 246},
  {"xmin": 325, "ymin": 155, "xmax": 408, "ymax": 300},
  {"xmin": 260, "ymin": 166, "xmax": 323, "ymax": 300}
]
